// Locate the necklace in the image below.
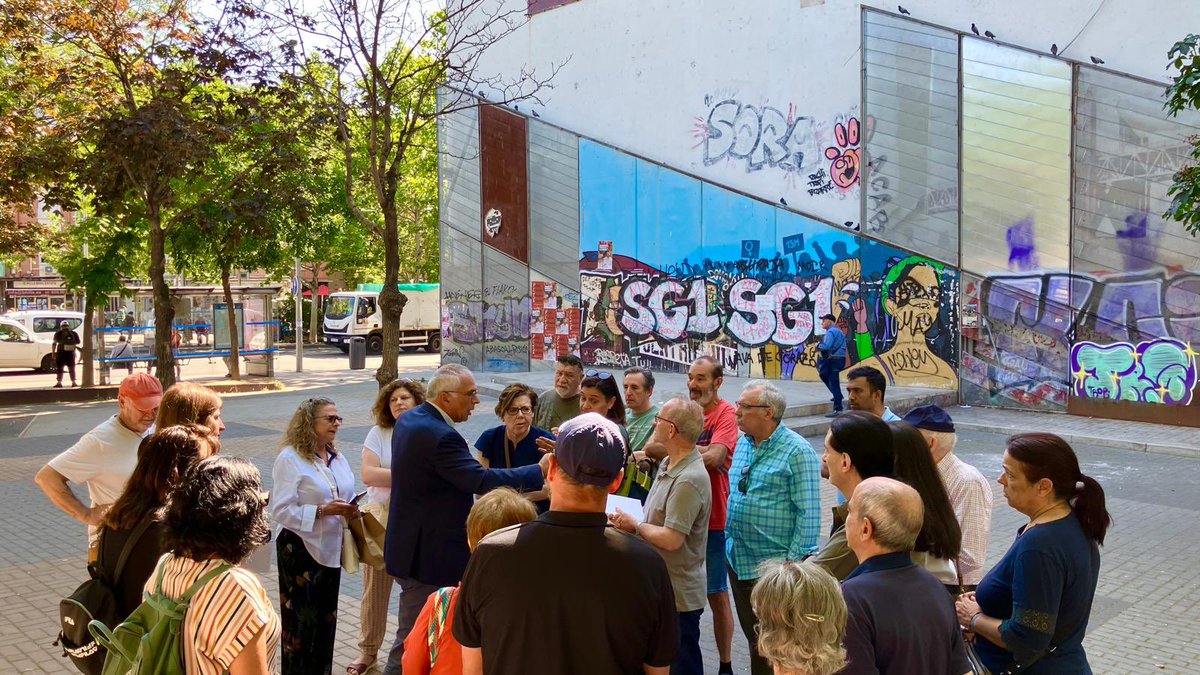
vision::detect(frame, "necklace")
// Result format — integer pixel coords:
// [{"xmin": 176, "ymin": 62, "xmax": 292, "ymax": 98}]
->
[{"xmin": 1027, "ymin": 500, "xmax": 1068, "ymax": 527}]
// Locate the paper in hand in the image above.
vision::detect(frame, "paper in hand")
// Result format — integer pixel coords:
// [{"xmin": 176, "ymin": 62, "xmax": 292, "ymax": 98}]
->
[{"xmin": 606, "ymin": 494, "xmax": 644, "ymax": 523}]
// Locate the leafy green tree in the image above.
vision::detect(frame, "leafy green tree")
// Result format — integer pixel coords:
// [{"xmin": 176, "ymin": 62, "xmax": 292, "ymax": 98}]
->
[
  {"xmin": 1166, "ymin": 34, "xmax": 1200, "ymax": 236},
  {"xmin": 46, "ymin": 211, "xmax": 145, "ymax": 386}
]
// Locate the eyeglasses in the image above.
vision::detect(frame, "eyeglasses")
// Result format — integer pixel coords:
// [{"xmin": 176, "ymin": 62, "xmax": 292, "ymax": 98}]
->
[
  {"xmin": 736, "ymin": 401, "xmax": 772, "ymax": 410},
  {"xmin": 738, "ymin": 466, "xmax": 751, "ymax": 494},
  {"xmin": 505, "ymin": 406, "xmax": 534, "ymax": 416},
  {"xmin": 653, "ymin": 415, "xmax": 678, "ymax": 433},
  {"xmin": 321, "ymin": 415, "xmax": 344, "ymax": 424},
  {"xmin": 447, "ymin": 389, "xmax": 479, "ymax": 398},
  {"xmin": 584, "ymin": 369, "xmax": 613, "ymax": 381}
]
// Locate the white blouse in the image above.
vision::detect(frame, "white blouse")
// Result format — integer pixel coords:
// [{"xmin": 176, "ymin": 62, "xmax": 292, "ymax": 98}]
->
[
  {"xmin": 270, "ymin": 445, "xmax": 357, "ymax": 568},
  {"xmin": 361, "ymin": 425, "xmax": 393, "ymax": 506}
]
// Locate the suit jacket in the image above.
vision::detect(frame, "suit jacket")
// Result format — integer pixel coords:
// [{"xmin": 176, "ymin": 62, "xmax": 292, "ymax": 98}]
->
[{"xmin": 385, "ymin": 401, "xmax": 545, "ymax": 586}]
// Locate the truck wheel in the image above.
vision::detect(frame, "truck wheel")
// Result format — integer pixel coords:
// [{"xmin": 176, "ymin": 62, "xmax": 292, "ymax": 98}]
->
[
  {"xmin": 426, "ymin": 333, "xmax": 442, "ymax": 353},
  {"xmin": 41, "ymin": 353, "xmax": 56, "ymax": 373},
  {"xmin": 366, "ymin": 334, "xmax": 384, "ymax": 354}
]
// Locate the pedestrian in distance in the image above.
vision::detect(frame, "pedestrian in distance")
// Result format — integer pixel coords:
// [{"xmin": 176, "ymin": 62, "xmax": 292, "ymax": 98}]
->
[
  {"xmin": 34, "ymin": 373, "xmax": 162, "ymax": 561},
  {"xmin": 817, "ymin": 314, "xmax": 848, "ymax": 417},
  {"xmin": 955, "ymin": 433, "xmax": 1111, "ymax": 674},
  {"xmin": 53, "ymin": 319, "xmax": 81, "ymax": 388},
  {"xmin": 270, "ymin": 396, "xmax": 359, "ymax": 675},
  {"xmin": 400, "ymin": 488, "xmax": 538, "ymax": 675},
  {"xmin": 750, "ymin": 560, "xmax": 848, "ymax": 675},
  {"xmin": 350, "ymin": 378, "xmax": 426, "ymax": 675}
]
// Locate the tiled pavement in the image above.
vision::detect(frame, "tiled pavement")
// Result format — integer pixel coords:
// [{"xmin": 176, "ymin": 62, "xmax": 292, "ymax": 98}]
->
[{"xmin": 1, "ymin": 375, "xmax": 1198, "ymax": 673}]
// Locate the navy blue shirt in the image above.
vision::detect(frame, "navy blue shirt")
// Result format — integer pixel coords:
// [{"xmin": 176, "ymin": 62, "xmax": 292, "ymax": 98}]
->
[
  {"xmin": 475, "ymin": 425, "xmax": 553, "ymax": 511},
  {"xmin": 841, "ymin": 552, "xmax": 969, "ymax": 675},
  {"xmin": 974, "ymin": 512, "xmax": 1100, "ymax": 674}
]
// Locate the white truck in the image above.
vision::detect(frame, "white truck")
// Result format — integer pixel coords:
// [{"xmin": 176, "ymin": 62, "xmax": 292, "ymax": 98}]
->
[{"xmin": 322, "ymin": 284, "xmax": 441, "ymax": 354}]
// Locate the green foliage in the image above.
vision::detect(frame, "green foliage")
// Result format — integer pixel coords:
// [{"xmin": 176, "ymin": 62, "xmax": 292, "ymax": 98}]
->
[
  {"xmin": 1165, "ymin": 34, "xmax": 1200, "ymax": 236},
  {"xmin": 47, "ymin": 210, "xmax": 144, "ymax": 303}
]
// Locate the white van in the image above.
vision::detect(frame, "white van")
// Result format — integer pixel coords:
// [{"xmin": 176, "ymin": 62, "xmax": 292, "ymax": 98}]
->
[
  {"xmin": 0, "ymin": 318, "xmax": 56, "ymax": 372},
  {"xmin": 6, "ymin": 310, "xmax": 85, "ymax": 338},
  {"xmin": 323, "ymin": 284, "xmax": 441, "ymax": 354}
]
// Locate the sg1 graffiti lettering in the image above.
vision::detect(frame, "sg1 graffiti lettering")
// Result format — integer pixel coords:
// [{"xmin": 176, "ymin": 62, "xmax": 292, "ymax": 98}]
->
[
  {"xmin": 693, "ymin": 98, "xmax": 820, "ymax": 174},
  {"xmin": 1070, "ymin": 338, "xmax": 1198, "ymax": 405}
]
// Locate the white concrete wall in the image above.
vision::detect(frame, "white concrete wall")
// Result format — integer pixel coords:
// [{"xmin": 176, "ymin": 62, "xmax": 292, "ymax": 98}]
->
[{"xmin": 465, "ymin": 0, "xmax": 1200, "ymax": 229}]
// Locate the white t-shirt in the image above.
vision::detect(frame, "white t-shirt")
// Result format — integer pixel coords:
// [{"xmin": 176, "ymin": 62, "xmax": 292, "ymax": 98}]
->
[
  {"xmin": 362, "ymin": 425, "xmax": 393, "ymax": 506},
  {"xmin": 47, "ymin": 414, "xmax": 145, "ymax": 543}
]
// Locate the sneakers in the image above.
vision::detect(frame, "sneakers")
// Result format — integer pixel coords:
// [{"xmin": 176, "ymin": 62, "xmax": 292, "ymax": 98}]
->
[
  {"xmin": 824, "ymin": 409, "xmax": 843, "ymax": 418},
  {"xmin": 53, "ymin": 382, "xmax": 63, "ymax": 389}
]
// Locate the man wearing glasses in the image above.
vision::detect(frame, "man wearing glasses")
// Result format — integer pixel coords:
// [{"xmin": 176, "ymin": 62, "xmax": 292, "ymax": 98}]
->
[
  {"xmin": 382, "ymin": 364, "xmax": 552, "ymax": 674},
  {"xmin": 610, "ymin": 396, "xmax": 711, "ymax": 675},
  {"xmin": 725, "ymin": 380, "xmax": 822, "ymax": 675}
]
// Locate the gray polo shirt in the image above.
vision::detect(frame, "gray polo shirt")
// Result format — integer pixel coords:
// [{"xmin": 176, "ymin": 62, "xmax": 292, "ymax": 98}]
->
[{"xmin": 643, "ymin": 450, "xmax": 711, "ymax": 612}]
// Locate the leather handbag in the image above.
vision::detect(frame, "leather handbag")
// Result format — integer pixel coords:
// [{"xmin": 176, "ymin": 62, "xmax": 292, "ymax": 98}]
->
[{"xmin": 348, "ymin": 510, "xmax": 387, "ymax": 568}]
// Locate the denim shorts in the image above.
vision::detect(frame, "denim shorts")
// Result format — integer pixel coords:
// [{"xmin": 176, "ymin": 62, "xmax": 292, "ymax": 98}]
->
[{"xmin": 706, "ymin": 529, "xmax": 729, "ymax": 594}]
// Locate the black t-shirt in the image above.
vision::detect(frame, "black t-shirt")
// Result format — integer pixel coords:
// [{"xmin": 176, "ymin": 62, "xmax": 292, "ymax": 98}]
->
[{"xmin": 453, "ymin": 510, "xmax": 679, "ymax": 674}]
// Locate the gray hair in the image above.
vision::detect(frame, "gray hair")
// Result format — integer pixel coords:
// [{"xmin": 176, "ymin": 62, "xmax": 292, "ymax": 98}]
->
[
  {"xmin": 427, "ymin": 364, "xmax": 472, "ymax": 399},
  {"xmin": 623, "ymin": 366, "xmax": 656, "ymax": 392},
  {"xmin": 744, "ymin": 380, "xmax": 786, "ymax": 421},
  {"xmin": 751, "ymin": 560, "xmax": 848, "ymax": 675},
  {"xmin": 854, "ymin": 477, "xmax": 923, "ymax": 553},
  {"xmin": 922, "ymin": 429, "xmax": 958, "ymax": 455},
  {"xmin": 662, "ymin": 396, "xmax": 705, "ymax": 444}
]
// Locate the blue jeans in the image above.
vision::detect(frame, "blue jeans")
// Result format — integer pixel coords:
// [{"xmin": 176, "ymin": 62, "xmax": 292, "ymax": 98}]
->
[
  {"xmin": 818, "ymin": 357, "xmax": 845, "ymax": 410},
  {"xmin": 706, "ymin": 529, "xmax": 729, "ymax": 594},
  {"xmin": 673, "ymin": 608, "xmax": 704, "ymax": 674}
]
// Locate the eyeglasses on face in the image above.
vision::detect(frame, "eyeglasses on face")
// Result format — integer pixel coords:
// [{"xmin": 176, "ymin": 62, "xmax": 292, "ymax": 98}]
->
[
  {"xmin": 584, "ymin": 369, "xmax": 613, "ymax": 381},
  {"xmin": 321, "ymin": 415, "xmax": 344, "ymax": 424},
  {"xmin": 653, "ymin": 415, "xmax": 678, "ymax": 433},
  {"xmin": 447, "ymin": 389, "xmax": 479, "ymax": 398},
  {"xmin": 735, "ymin": 401, "xmax": 772, "ymax": 410},
  {"xmin": 505, "ymin": 405, "xmax": 534, "ymax": 416}
]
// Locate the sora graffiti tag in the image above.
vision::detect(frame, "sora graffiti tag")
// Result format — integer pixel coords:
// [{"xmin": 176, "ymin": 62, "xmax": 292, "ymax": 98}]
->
[{"xmin": 692, "ymin": 98, "xmax": 820, "ymax": 174}]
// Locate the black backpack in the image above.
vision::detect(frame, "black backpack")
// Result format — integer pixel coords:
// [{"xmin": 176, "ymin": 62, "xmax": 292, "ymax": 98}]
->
[{"xmin": 55, "ymin": 514, "xmax": 155, "ymax": 675}]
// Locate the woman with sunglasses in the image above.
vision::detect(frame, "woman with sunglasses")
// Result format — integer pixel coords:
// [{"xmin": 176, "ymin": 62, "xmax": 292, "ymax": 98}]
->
[
  {"xmin": 579, "ymin": 369, "xmax": 657, "ymax": 502},
  {"xmin": 474, "ymin": 383, "xmax": 554, "ymax": 512},
  {"xmin": 350, "ymin": 379, "xmax": 426, "ymax": 675},
  {"xmin": 271, "ymin": 397, "xmax": 359, "ymax": 674}
]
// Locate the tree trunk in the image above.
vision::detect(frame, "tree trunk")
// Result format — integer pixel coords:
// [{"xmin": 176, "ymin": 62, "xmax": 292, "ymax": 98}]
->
[
  {"xmin": 149, "ymin": 214, "xmax": 177, "ymax": 387},
  {"xmin": 81, "ymin": 298, "xmax": 96, "ymax": 387},
  {"xmin": 222, "ymin": 266, "xmax": 241, "ymax": 381},
  {"xmin": 308, "ymin": 284, "xmax": 320, "ymax": 345},
  {"xmin": 375, "ymin": 209, "xmax": 406, "ymax": 387}
]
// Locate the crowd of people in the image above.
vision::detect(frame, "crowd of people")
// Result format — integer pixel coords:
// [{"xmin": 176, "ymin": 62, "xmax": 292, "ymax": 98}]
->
[{"xmin": 34, "ymin": 354, "xmax": 1112, "ymax": 675}]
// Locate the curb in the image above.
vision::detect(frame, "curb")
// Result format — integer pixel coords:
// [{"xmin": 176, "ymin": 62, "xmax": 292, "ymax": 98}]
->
[
  {"xmin": 952, "ymin": 421, "xmax": 1199, "ymax": 459},
  {"xmin": 0, "ymin": 379, "xmax": 284, "ymax": 407}
]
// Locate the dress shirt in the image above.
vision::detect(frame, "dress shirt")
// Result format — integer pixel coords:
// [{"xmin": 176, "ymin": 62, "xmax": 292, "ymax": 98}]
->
[
  {"xmin": 937, "ymin": 452, "xmax": 994, "ymax": 585},
  {"xmin": 725, "ymin": 423, "xmax": 822, "ymax": 579},
  {"xmin": 270, "ymin": 445, "xmax": 357, "ymax": 568}
]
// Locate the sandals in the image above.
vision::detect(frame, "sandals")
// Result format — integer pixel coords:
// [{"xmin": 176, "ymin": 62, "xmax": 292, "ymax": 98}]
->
[{"xmin": 346, "ymin": 658, "xmax": 376, "ymax": 675}]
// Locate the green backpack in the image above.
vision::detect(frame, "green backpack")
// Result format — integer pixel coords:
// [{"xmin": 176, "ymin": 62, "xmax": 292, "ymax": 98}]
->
[{"xmin": 88, "ymin": 559, "xmax": 231, "ymax": 675}]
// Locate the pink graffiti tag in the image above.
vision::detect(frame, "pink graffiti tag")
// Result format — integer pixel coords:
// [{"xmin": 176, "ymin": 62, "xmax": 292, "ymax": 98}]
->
[{"xmin": 825, "ymin": 117, "xmax": 861, "ymax": 190}]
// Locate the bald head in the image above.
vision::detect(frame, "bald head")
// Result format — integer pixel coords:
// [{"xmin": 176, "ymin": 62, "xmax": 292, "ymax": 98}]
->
[{"xmin": 850, "ymin": 477, "xmax": 924, "ymax": 554}]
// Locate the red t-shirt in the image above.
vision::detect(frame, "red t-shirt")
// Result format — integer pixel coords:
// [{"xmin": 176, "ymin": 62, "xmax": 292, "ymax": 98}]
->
[{"xmin": 698, "ymin": 399, "xmax": 738, "ymax": 530}]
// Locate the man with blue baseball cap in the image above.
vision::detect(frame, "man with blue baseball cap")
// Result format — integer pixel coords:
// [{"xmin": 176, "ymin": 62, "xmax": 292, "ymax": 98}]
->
[
  {"xmin": 454, "ymin": 413, "xmax": 680, "ymax": 674},
  {"xmin": 901, "ymin": 405, "xmax": 993, "ymax": 588}
]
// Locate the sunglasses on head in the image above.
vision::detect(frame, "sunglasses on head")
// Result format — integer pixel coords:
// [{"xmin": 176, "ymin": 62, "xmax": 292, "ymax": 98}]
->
[{"xmin": 584, "ymin": 369, "xmax": 613, "ymax": 381}]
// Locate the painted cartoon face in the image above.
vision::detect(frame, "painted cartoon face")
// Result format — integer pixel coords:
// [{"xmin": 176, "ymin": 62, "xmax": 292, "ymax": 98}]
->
[
  {"xmin": 887, "ymin": 264, "xmax": 941, "ymax": 336},
  {"xmin": 825, "ymin": 118, "xmax": 861, "ymax": 190}
]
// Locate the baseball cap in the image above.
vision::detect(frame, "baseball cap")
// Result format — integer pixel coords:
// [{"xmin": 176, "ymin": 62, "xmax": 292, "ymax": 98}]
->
[
  {"xmin": 820, "ymin": 313, "xmax": 837, "ymax": 322},
  {"xmin": 554, "ymin": 412, "xmax": 626, "ymax": 487},
  {"xmin": 901, "ymin": 404, "xmax": 955, "ymax": 433},
  {"xmin": 118, "ymin": 373, "xmax": 163, "ymax": 411}
]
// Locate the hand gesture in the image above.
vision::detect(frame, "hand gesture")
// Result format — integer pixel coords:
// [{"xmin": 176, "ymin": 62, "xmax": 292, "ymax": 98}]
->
[
  {"xmin": 608, "ymin": 508, "xmax": 637, "ymax": 534},
  {"xmin": 535, "ymin": 436, "xmax": 556, "ymax": 454},
  {"xmin": 322, "ymin": 499, "xmax": 359, "ymax": 519},
  {"xmin": 852, "ymin": 298, "xmax": 869, "ymax": 333}
]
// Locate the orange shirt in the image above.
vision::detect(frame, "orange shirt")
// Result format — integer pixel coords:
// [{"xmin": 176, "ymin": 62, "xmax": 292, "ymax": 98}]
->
[{"xmin": 401, "ymin": 586, "xmax": 462, "ymax": 675}]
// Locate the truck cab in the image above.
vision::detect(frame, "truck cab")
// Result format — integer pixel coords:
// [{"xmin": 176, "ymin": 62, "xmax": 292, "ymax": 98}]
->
[{"xmin": 322, "ymin": 285, "xmax": 441, "ymax": 355}]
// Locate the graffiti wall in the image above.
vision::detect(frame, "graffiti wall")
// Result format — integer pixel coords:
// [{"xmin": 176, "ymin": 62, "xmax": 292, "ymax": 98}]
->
[{"xmin": 577, "ymin": 140, "xmax": 959, "ymax": 388}]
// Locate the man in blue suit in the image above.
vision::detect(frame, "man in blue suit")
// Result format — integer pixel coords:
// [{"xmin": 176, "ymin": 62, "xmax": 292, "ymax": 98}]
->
[{"xmin": 382, "ymin": 363, "xmax": 549, "ymax": 675}]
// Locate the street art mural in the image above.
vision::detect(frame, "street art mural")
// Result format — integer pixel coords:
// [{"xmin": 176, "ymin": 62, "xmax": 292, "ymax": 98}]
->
[
  {"xmin": 578, "ymin": 140, "xmax": 958, "ymax": 388},
  {"xmin": 1070, "ymin": 339, "xmax": 1198, "ymax": 405}
]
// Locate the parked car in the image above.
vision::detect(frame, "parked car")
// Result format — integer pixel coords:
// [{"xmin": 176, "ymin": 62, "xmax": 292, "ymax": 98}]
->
[
  {"xmin": 0, "ymin": 318, "xmax": 56, "ymax": 372},
  {"xmin": 6, "ymin": 310, "xmax": 85, "ymax": 338}
]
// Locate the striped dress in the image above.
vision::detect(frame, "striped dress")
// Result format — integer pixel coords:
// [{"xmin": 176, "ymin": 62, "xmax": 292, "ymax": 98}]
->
[{"xmin": 144, "ymin": 553, "xmax": 281, "ymax": 675}]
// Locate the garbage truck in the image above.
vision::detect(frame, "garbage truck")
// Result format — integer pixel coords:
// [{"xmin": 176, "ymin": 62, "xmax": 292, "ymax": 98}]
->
[{"xmin": 322, "ymin": 283, "xmax": 441, "ymax": 354}]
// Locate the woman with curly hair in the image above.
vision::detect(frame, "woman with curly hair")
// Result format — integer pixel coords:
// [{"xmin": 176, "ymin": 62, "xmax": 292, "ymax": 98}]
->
[
  {"xmin": 150, "ymin": 455, "xmax": 278, "ymax": 674},
  {"xmin": 750, "ymin": 560, "xmax": 848, "ymax": 675},
  {"xmin": 96, "ymin": 424, "xmax": 218, "ymax": 619},
  {"xmin": 350, "ymin": 379, "xmax": 426, "ymax": 675},
  {"xmin": 271, "ymin": 397, "xmax": 359, "ymax": 675},
  {"xmin": 472, "ymin": 383, "xmax": 553, "ymax": 512}
]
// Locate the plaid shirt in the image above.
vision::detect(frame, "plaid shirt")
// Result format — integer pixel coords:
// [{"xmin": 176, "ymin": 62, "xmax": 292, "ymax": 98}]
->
[
  {"xmin": 937, "ymin": 452, "xmax": 994, "ymax": 585},
  {"xmin": 725, "ymin": 424, "xmax": 822, "ymax": 579}
]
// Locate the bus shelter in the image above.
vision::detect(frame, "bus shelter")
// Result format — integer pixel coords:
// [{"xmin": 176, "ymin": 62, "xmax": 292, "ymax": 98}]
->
[{"xmin": 96, "ymin": 285, "xmax": 281, "ymax": 385}]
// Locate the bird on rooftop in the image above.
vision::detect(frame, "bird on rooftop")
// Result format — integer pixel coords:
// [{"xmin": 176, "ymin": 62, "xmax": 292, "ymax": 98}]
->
[{"xmin": 971, "ymin": 23, "xmax": 980, "ymax": 36}]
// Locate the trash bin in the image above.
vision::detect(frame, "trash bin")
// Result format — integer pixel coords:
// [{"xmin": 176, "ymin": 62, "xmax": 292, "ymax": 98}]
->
[{"xmin": 349, "ymin": 336, "xmax": 366, "ymax": 370}]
